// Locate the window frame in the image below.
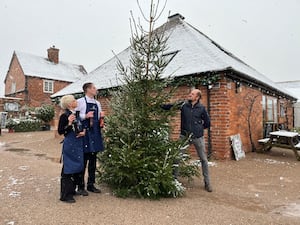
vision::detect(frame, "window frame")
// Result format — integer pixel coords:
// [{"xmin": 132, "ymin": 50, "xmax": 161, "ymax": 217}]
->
[
  {"xmin": 43, "ymin": 80, "xmax": 54, "ymax": 93},
  {"xmin": 262, "ymin": 95, "xmax": 278, "ymax": 123},
  {"xmin": 279, "ymin": 102, "xmax": 286, "ymax": 118}
]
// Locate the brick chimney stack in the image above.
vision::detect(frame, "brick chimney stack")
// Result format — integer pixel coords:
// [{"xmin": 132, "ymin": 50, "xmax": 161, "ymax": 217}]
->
[{"xmin": 47, "ymin": 46, "xmax": 59, "ymax": 64}]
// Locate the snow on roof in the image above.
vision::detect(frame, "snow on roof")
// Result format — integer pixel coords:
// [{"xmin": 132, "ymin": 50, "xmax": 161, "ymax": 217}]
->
[
  {"xmin": 277, "ymin": 81, "xmax": 300, "ymax": 102},
  {"xmin": 15, "ymin": 51, "xmax": 87, "ymax": 82},
  {"xmin": 52, "ymin": 15, "xmax": 296, "ymax": 99}
]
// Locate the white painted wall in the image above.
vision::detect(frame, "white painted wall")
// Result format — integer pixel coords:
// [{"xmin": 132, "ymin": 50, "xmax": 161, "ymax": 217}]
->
[{"xmin": 294, "ymin": 102, "xmax": 300, "ymax": 128}]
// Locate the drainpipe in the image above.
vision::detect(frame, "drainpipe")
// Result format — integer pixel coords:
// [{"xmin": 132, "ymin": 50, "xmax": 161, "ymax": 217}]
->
[
  {"xmin": 25, "ymin": 76, "xmax": 29, "ymax": 105},
  {"xmin": 207, "ymin": 84, "xmax": 213, "ymax": 159}
]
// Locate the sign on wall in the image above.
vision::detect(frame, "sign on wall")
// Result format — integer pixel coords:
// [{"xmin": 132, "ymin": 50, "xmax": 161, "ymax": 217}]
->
[
  {"xmin": 4, "ymin": 102, "xmax": 19, "ymax": 112},
  {"xmin": 230, "ymin": 134, "xmax": 245, "ymax": 161},
  {"xmin": 0, "ymin": 112, "xmax": 8, "ymax": 128}
]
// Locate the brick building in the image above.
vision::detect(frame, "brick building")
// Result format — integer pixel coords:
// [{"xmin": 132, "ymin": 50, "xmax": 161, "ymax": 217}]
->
[
  {"xmin": 4, "ymin": 46, "xmax": 87, "ymax": 108},
  {"xmin": 0, "ymin": 97, "xmax": 23, "ymax": 133},
  {"xmin": 277, "ymin": 80, "xmax": 300, "ymax": 128},
  {"xmin": 52, "ymin": 14, "xmax": 297, "ymax": 159}
]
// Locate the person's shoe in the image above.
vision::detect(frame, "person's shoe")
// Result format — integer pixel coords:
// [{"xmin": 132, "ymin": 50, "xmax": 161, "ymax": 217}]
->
[
  {"xmin": 76, "ymin": 189, "xmax": 89, "ymax": 196},
  {"xmin": 60, "ymin": 197, "xmax": 76, "ymax": 203},
  {"xmin": 87, "ymin": 185, "xmax": 101, "ymax": 193},
  {"xmin": 205, "ymin": 184, "xmax": 213, "ymax": 192}
]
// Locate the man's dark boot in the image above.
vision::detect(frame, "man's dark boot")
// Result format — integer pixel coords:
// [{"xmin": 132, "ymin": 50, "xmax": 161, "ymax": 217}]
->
[
  {"xmin": 87, "ymin": 185, "xmax": 101, "ymax": 193},
  {"xmin": 205, "ymin": 184, "xmax": 213, "ymax": 192},
  {"xmin": 76, "ymin": 189, "xmax": 89, "ymax": 196},
  {"xmin": 60, "ymin": 196, "xmax": 76, "ymax": 203}
]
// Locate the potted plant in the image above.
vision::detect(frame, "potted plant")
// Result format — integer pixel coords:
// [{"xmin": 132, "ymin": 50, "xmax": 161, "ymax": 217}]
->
[
  {"xmin": 6, "ymin": 118, "xmax": 17, "ymax": 133},
  {"xmin": 35, "ymin": 105, "xmax": 55, "ymax": 131}
]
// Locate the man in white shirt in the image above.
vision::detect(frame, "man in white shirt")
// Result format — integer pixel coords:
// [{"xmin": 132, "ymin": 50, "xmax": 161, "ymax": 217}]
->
[{"xmin": 76, "ymin": 82, "xmax": 104, "ymax": 195}]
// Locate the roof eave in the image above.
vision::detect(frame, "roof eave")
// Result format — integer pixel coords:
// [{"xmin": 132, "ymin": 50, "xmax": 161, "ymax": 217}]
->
[{"xmin": 226, "ymin": 67, "xmax": 297, "ymax": 101}]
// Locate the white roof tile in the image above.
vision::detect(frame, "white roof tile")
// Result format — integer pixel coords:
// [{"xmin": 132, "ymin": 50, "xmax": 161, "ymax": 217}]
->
[
  {"xmin": 15, "ymin": 51, "xmax": 86, "ymax": 82},
  {"xmin": 277, "ymin": 81, "xmax": 300, "ymax": 101},
  {"xmin": 52, "ymin": 17, "xmax": 296, "ymax": 99}
]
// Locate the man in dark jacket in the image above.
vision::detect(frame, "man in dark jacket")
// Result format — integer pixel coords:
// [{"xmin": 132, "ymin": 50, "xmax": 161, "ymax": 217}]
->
[{"xmin": 181, "ymin": 89, "xmax": 212, "ymax": 192}]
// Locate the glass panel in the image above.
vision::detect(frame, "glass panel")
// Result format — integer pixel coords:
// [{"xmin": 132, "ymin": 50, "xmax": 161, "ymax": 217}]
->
[
  {"xmin": 267, "ymin": 98, "xmax": 273, "ymax": 122},
  {"xmin": 49, "ymin": 82, "xmax": 53, "ymax": 92},
  {"xmin": 280, "ymin": 103, "xmax": 285, "ymax": 117},
  {"xmin": 43, "ymin": 80, "xmax": 54, "ymax": 93},
  {"xmin": 44, "ymin": 81, "xmax": 48, "ymax": 92},
  {"xmin": 273, "ymin": 98, "xmax": 278, "ymax": 123}
]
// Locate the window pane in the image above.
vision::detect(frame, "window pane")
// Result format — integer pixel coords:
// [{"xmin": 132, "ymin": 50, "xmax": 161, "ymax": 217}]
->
[
  {"xmin": 273, "ymin": 99, "xmax": 278, "ymax": 123},
  {"xmin": 49, "ymin": 81, "xmax": 53, "ymax": 92},
  {"xmin": 44, "ymin": 81, "xmax": 48, "ymax": 92},
  {"xmin": 43, "ymin": 80, "xmax": 54, "ymax": 93},
  {"xmin": 267, "ymin": 99, "xmax": 273, "ymax": 122},
  {"xmin": 280, "ymin": 104, "xmax": 285, "ymax": 117}
]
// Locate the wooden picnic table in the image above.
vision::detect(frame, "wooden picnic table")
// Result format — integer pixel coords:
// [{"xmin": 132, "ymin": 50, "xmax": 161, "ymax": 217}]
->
[{"xmin": 258, "ymin": 130, "xmax": 300, "ymax": 161}]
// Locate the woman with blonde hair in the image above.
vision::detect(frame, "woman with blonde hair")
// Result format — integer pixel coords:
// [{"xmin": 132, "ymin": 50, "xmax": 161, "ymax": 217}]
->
[{"xmin": 58, "ymin": 95, "xmax": 85, "ymax": 203}]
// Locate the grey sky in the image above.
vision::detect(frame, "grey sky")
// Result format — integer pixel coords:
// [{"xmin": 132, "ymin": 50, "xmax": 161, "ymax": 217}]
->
[{"xmin": 1, "ymin": 0, "xmax": 299, "ymax": 96}]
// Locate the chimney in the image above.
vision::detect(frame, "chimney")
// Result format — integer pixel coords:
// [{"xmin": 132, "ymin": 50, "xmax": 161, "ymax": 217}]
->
[
  {"xmin": 47, "ymin": 46, "xmax": 59, "ymax": 64},
  {"xmin": 168, "ymin": 13, "xmax": 185, "ymax": 21}
]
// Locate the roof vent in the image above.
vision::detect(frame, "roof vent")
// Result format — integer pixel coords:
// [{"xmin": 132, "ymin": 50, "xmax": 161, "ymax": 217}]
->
[{"xmin": 168, "ymin": 13, "xmax": 185, "ymax": 21}]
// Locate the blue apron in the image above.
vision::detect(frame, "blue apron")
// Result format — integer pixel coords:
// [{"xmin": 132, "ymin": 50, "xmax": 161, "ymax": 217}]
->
[
  {"xmin": 83, "ymin": 97, "xmax": 104, "ymax": 153},
  {"xmin": 62, "ymin": 111, "xmax": 84, "ymax": 174}
]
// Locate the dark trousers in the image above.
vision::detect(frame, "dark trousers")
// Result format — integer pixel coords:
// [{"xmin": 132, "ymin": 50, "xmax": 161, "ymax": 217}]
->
[
  {"xmin": 79, "ymin": 152, "xmax": 97, "ymax": 189},
  {"xmin": 60, "ymin": 167, "xmax": 81, "ymax": 200},
  {"xmin": 175, "ymin": 136, "xmax": 210, "ymax": 186}
]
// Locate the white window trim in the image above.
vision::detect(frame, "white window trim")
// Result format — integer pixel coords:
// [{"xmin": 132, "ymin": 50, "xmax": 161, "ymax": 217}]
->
[{"xmin": 43, "ymin": 80, "xmax": 54, "ymax": 93}]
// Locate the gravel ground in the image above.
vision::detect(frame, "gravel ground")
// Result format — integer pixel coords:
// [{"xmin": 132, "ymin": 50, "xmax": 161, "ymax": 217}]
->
[{"xmin": 0, "ymin": 131, "xmax": 300, "ymax": 225}]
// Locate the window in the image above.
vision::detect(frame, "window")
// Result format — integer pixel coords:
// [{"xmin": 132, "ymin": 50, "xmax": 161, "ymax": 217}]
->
[
  {"xmin": 280, "ymin": 103, "xmax": 286, "ymax": 117},
  {"xmin": 43, "ymin": 80, "xmax": 54, "ymax": 93},
  {"xmin": 11, "ymin": 82, "xmax": 16, "ymax": 93},
  {"xmin": 162, "ymin": 50, "xmax": 179, "ymax": 65},
  {"xmin": 262, "ymin": 95, "xmax": 278, "ymax": 123}
]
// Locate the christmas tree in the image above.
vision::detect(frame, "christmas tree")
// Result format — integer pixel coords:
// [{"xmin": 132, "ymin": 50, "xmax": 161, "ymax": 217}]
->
[{"xmin": 98, "ymin": 0, "xmax": 198, "ymax": 199}]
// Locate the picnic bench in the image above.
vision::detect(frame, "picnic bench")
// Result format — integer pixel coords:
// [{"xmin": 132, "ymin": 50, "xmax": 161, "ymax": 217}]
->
[{"xmin": 258, "ymin": 130, "xmax": 300, "ymax": 161}]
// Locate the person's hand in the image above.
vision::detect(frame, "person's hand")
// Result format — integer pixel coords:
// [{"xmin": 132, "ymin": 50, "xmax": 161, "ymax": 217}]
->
[
  {"xmin": 176, "ymin": 99, "xmax": 185, "ymax": 105},
  {"xmin": 76, "ymin": 130, "xmax": 85, "ymax": 138},
  {"xmin": 86, "ymin": 111, "xmax": 94, "ymax": 118},
  {"xmin": 68, "ymin": 114, "xmax": 76, "ymax": 125}
]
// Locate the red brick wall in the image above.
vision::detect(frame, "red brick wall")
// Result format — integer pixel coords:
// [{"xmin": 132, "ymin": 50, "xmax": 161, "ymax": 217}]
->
[
  {"xmin": 94, "ymin": 74, "xmax": 294, "ymax": 160},
  {"xmin": 4, "ymin": 54, "xmax": 26, "ymax": 96},
  {"xmin": 5, "ymin": 53, "xmax": 72, "ymax": 109},
  {"xmin": 208, "ymin": 77, "xmax": 232, "ymax": 159},
  {"xmin": 26, "ymin": 77, "xmax": 71, "ymax": 107},
  {"xmin": 227, "ymin": 80, "xmax": 263, "ymax": 155},
  {"xmin": 278, "ymin": 101, "xmax": 294, "ymax": 129}
]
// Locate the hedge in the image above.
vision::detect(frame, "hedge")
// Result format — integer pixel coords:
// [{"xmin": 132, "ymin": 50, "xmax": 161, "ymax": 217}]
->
[{"xmin": 14, "ymin": 120, "xmax": 42, "ymax": 132}]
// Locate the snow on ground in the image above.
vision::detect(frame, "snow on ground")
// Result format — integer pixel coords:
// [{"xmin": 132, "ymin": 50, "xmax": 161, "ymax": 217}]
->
[
  {"xmin": 18, "ymin": 165, "xmax": 29, "ymax": 171},
  {"xmin": 254, "ymin": 158, "xmax": 297, "ymax": 165},
  {"xmin": 191, "ymin": 160, "xmax": 217, "ymax": 167},
  {"xmin": 0, "ymin": 142, "xmax": 7, "ymax": 148},
  {"xmin": 273, "ymin": 203, "xmax": 300, "ymax": 218},
  {"xmin": 8, "ymin": 191, "xmax": 21, "ymax": 198}
]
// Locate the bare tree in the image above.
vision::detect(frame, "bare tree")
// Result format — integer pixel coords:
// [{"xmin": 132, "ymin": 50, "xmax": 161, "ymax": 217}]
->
[{"xmin": 239, "ymin": 92, "xmax": 261, "ymax": 152}]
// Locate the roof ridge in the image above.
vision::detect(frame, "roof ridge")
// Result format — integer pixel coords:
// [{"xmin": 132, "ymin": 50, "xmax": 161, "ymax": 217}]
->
[
  {"xmin": 14, "ymin": 50, "xmax": 85, "ymax": 67},
  {"xmin": 13, "ymin": 50, "xmax": 87, "ymax": 82},
  {"xmin": 51, "ymin": 14, "xmax": 296, "ymax": 100},
  {"xmin": 276, "ymin": 80, "xmax": 300, "ymax": 83}
]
